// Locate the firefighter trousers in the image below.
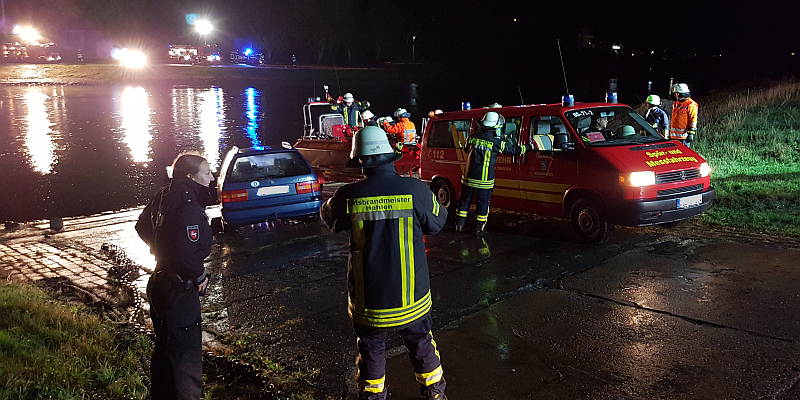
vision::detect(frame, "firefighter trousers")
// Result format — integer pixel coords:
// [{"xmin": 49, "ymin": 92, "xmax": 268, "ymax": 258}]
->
[
  {"xmin": 455, "ymin": 185, "xmax": 493, "ymax": 233},
  {"xmin": 352, "ymin": 315, "xmax": 446, "ymax": 400},
  {"xmin": 147, "ymin": 271, "xmax": 203, "ymax": 400}
]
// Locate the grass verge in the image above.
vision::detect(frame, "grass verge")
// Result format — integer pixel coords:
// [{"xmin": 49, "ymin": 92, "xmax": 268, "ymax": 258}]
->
[
  {"xmin": 202, "ymin": 332, "xmax": 328, "ymax": 400},
  {"xmin": 690, "ymin": 80, "xmax": 800, "ymax": 236},
  {"xmin": 0, "ymin": 282, "xmax": 149, "ymax": 399}
]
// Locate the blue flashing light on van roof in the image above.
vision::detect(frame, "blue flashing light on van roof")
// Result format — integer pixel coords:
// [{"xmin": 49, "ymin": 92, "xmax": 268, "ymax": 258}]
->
[{"xmin": 244, "ymin": 48, "xmax": 252, "ymax": 56}]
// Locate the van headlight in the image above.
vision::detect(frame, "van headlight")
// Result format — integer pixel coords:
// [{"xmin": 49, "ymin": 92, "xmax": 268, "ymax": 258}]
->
[
  {"xmin": 628, "ymin": 171, "xmax": 656, "ymax": 187},
  {"xmin": 699, "ymin": 162, "xmax": 711, "ymax": 177}
]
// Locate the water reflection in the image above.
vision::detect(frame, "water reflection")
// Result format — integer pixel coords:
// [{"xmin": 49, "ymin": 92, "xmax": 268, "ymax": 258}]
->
[
  {"xmin": 170, "ymin": 87, "xmax": 227, "ymax": 171},
  {"xmin": 244, "ymin": 87, "xmax": 263, "ymax": 148},
  {"xmin": 22, "ymin": 89, "xmax": 57, "ymax": 174},
  {"xmin": 197, "ymin": 88, "xmax": 225, "ymax": 170},
  {"xmin": 119, "ymin": 86, "xmax": 153, "ymax": 164}
]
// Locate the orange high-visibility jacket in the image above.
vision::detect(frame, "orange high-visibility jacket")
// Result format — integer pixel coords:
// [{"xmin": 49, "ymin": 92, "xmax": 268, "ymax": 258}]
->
[
  {"xmin": 670, "ymin": 98, "xmax": 698, "ymax": 140},
  {"xmin": 383, "ymin": 118, "xmax": 417, "ymax": 144}
]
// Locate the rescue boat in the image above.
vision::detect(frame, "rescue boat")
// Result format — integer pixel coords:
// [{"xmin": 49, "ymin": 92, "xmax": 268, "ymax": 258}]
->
[{"xmin": 294, "ymin": 97, "xmax": 420, "ymax": 181}]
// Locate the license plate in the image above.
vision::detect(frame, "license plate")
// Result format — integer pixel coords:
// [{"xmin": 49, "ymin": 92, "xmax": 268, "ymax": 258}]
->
[
  {"xmin": 256, "ymin": 186, "xmax": 289, "ymax": 196},
  {"xmin": 677, "ymin": 194, "xmax": 702, "ymax": 208}
]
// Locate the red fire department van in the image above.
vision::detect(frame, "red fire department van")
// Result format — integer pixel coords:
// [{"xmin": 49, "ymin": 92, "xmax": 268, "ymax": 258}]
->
[{"xmin": 419, "ymin": 101, "xmax": 715, "ymax": 243}]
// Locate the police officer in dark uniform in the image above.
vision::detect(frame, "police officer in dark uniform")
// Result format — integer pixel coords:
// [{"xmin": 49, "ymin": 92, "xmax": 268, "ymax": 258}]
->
[
  {"xmin": 321, "ymin": 126, "xmax": 449, "ymax": 400},
  {"xmin": 455, "ymin": 111, "xmax": 534, "ymax": 235},
  {"xmin": 136, "ymin": 153, "xmax": 215, "ymax": 400}
]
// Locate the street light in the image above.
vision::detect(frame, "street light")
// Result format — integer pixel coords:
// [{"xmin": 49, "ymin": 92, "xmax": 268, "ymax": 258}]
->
[
  {"xmin": 195, "ymin": 19, "xmax": 212, "ymax": 46},
  {"xmin": 412, "ymin": 35, "xmax": 416, "ymax": 62}
]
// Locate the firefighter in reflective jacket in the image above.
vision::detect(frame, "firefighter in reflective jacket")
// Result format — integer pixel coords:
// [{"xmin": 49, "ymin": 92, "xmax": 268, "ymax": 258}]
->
[
  {"xmin": 328, "ymin": 92, "xmax": 370, "ymax": 127},
  {"xmin": 321, "ymin": 126, "xmax": 449, "ymax": 400},
  {"xmin": 136, "ymin": 153, "xmax": 215, "ymax": 400},
  {"xmin": 669, "ymin": 83, "xmax": 698, "ymax": 147},
  {"xmin": 456, "ymin": 111, "xmax": 534, "ymax": 235},
  {"xmin": 382, "ymin": 108, "xmax": 417, "ymax": 144},
  {"xmin": 644, "ymin": 94, "xmax": 669, "ymax": 137}
]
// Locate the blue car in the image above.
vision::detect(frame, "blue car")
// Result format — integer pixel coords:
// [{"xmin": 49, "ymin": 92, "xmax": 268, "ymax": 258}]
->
[{"xmin": 216, "ymin": 146, "xmax": 322, "ymax": 227}]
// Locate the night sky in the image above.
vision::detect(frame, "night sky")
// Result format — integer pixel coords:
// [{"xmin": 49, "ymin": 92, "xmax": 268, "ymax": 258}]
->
[{"xmin": 2, "ymin": 0, "xmax": 798, "ymax": 93}]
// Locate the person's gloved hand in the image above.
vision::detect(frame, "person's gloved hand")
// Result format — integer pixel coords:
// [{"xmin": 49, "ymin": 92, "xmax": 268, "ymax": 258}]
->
[
  {"xmin": 363, "ymin": 101, "xmax": 370, "ymax": 108},
  {"xmin": 687, "ymin": 133, "xmax": 695, "ymax": 142}
]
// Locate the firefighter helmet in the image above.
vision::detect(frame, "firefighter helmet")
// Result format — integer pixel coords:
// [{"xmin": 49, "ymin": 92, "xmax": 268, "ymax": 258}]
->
[
  {"xmin": 618, "ymin": 125, "xmax": 636, "ymax": 137},
  {"xmin": 343, "ymin": 93, "xmax": 355, "ymax": 102},
  {"xmin": 394, "ymin": 108, "xmax": 410, "ymax": 118},
  {"xmin": 480, "ymin": 111, "xmax": 505, "ymax": 128},
  {"xmin": 671, "ymin": 83, "xmax": 690, "ymax": 95},
  {"xmin": 346, "ymin": 126, "xmax": 402, "ymax": 168},
  {"xmin": 646, "ymin": 94, "xmax": 661, "ymax": 106},
  {"xmin": 361, "ymin": 110, "xmax": 374, "ymax": 121}
]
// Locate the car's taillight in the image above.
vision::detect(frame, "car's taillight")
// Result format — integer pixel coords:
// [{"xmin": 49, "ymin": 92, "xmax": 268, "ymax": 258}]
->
[
  {"xmin": 221, "ymin": 189, "xmax": 248, "ymax": 203},
  {"xmin": 296, "ymin": 180, "xmax": 320, "ymax": 194}
]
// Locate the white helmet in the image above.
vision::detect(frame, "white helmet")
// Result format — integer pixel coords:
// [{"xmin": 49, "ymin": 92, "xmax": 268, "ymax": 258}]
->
[
  {"xmin": 394, "ymin": 108, "xmax": 410, "ymax": 118},
  {"xmin": 480, "ymin": 111, "xmax": 505, "ymax": 128},
  {"xmin": 646, "ymin": 94, "xmax": 661, "ymax": 106},
  {"xmin": 346, "ymin": 126, "xmax": 402, "ymax": 168},
  {"xmin": 343, "ymin": 93, "xmax": 355, "ymax": 102},
  {"xmin": 671, "ymin": 83, "xmax": 690, "ymax": 95},
  {"xmin": 361, "ymin": 110, "xmax": 374, "ymax": 120},
  {"xmin": 488, "ymin": 102, "xmax": 502, "ymax": 108}
]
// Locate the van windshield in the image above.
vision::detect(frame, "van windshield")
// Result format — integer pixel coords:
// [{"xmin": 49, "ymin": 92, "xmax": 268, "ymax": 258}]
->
[{"xmin": 564, "ymin": 106, "xmax": 667, "ymax": 146}]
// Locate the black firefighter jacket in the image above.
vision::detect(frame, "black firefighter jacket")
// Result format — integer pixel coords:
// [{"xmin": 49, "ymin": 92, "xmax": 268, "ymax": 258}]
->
[
  {"xmin": 136, "ymin": 177, "xmax": 213, "ymax": 284},
  {"xmin": 461, "ymin": 127, "xmax": 532, "ymax": 189},
  {"xmin": 321, "ymin": 163, "xmax": 448, "ymax": 329}
]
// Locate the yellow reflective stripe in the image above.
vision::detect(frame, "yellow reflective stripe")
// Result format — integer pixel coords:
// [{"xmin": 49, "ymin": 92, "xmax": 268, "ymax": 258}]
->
[
  {"xmin": 406, "ymin": 217, "xmax": 415, "ymax": 306},
  {"xmin": 431, "ymin": 192, "xmax": 440, "ymax": 216},
  {"xmin": 351, "ymin": 291, "xmax": 432, "ymax": 327},
  {"xmin": 399, "ymin": 219, "xmax": 408, "ymax": 306},
  {"xmin": 500, "ymin": 141, "xmax": 506, "ymax": 152},
  {"xmin": 520, "ymin": 144, "xmax": 527, "ymax": 155},
  {"xmin": 476, "ymin": 213, "xmax": 488, "ymax": 222},
  {"xmin": 358, "ymin": 376, "xmax": 385, "ymax": 393},
  {"xmin": 415, "ymin": 365, "xmax": 443, "ymax": 386},
  {"xmin": 514, "ymin": 180, "xmax": 570, "ymax": 193},
  {"xmin": 456, "ymin": 210, "xmax": 468, "ymax": 217},
  {"xmin": 462, "ymin": 177, "xmax": 494, "ymax": 189},
  {"xmin": 352, "ymin": 220, "xmax": 366, "ymax": 311},
  {"xmin": 482, "ymin": 151, "xmax": 490, "ymax": 181},
  {"xmin": 431, "ymin": 332, "xmax": 440, "ymax": 359}
]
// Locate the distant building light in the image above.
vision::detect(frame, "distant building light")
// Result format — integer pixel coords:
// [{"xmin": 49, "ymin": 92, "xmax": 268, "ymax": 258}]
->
[
  {"xmin": 792, "ymin": 53, "xmax": 796, "ymax": 56},
  {"xmin": 611, "ymin": 45, "xmax": 621, "ymax": 51},
  {"xmin": 513, "ymin": 18, "xmax": 517, "ymax": 22},
  {"xmin": 651, "ymin": 50, "xmax": 654, "ymax": 55}
]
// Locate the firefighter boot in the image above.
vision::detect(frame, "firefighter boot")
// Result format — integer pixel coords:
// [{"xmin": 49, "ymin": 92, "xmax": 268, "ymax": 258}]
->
[
  {"xmin": 421, "ymin": 387, "xmax": 447, "ymax": 400},
  {"xmin": 474, "ymin": 220, "xmax": 487, "ymax": 236},
  {"xmin": 454, "ymin": 217, "xmax": 465, "ymax": 232}
]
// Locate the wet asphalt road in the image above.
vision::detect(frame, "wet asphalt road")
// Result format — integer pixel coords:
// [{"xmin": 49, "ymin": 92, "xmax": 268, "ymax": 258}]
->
[
  {"xmin": 192, "ymin": 183, "xmax": 800, "ymax": 399},
  {"xmin": 21, "ymin": 186, "xmax": 800, "ymax": 399}
]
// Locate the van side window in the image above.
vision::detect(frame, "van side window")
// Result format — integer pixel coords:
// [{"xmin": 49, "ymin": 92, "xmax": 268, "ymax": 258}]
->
[
  {"xmin": 428, "ymin": 119, "xmax": 471, "ymax": 148},
  {"xmin": 500, "ymin": 117, "xmax": 522, "ymax": 146},
  {"xmin": 529, "ymin": 116, "xmax": 566, "ymax": 151}
]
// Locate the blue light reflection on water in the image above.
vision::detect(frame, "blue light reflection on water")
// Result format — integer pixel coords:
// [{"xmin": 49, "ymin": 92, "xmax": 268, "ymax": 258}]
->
[{"xmin": 244, "ymin": 87, "xmax": 262, "ymax": 148}]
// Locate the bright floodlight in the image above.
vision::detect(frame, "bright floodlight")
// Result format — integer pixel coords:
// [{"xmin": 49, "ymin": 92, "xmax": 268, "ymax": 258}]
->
[
  {"xmin": 14, "ymin": 26, "xmax": 40, "ymax": 42},
  {"xmin": 195, "ymin": 20, "xmax": 213, "ymax": 35},
  {"xmin": 113, "ymin": 48, "xmax": 147, "ymax": 68}
]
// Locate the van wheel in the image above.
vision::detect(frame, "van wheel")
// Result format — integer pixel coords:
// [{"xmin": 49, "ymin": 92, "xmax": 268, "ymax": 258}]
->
[
  {"xmin": 431, "ymin": 179, "xmax": 455, "ymax": 211},
  {"xmin": 570, "ymin": 199, "xmax": 607, "ymax": 244}
]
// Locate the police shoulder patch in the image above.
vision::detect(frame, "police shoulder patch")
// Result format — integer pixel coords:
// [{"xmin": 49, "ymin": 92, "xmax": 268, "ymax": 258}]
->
[{"xmin": 186, "ymin": 225, "xmax": 200, "ymax": 242}]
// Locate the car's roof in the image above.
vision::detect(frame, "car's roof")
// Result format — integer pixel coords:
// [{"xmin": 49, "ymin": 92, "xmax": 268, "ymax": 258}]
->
[
  {"xmin": 235, "ymin": 146, "xmax": 298, "ymax": 155},
  {"xmin": 429, "ymin": 102, "xmax": 628, "ymax": 119}
]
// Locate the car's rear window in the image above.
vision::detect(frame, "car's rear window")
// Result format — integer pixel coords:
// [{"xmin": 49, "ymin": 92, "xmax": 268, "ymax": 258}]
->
[{"xmin": 228, "ymin": 152, "xmax": 312, "ymax": 182}]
